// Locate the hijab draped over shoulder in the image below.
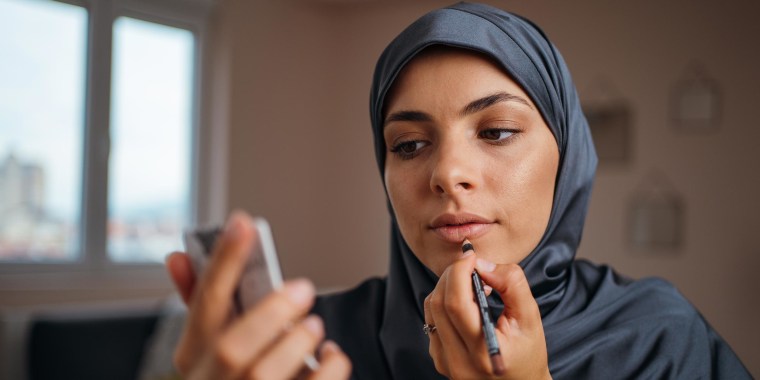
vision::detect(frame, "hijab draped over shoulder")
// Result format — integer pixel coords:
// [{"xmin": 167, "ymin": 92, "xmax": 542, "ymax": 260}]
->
[{"xmin": 313, "ymin": 3, "xmax": 751, "ymax": 379}]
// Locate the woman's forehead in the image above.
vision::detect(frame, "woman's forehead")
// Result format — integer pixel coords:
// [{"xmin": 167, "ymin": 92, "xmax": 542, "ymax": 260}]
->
[{"xmin": 383, "ymin": 46, "xmax": 536, "ymax": 119}]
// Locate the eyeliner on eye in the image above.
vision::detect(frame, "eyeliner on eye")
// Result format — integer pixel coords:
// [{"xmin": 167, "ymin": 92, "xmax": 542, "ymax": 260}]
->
[
  {"xmin": 478, "ymin": 128, "xmax": 520, "ymax": 144},
  {"xmin": 389, "ymin": 140, "xmax": 426, "ymax": 160}
]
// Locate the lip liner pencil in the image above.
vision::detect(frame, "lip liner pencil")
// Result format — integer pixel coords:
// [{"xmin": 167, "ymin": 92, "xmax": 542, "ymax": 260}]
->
[{"xmin": 462, "ymin": 239, "xmax": 505, "ymax": 376}]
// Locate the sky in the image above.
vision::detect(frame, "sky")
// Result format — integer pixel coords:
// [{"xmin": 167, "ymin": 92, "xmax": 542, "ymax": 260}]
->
[
  {"xmin": 0, "ymin": 0, "xmax": 86, "ymax": 219},
  {"xmin": 0, "ymin": 0, "xmax": 194, "ymax": 221}
]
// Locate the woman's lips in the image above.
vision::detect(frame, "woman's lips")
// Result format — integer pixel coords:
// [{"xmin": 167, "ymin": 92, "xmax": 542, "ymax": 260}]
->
[
  {"xmin": 430, "ymin": 213, "xmax": 495, "ymax": 243},
  {"xmin": 432, "ymin": 222, "xmax": 494, "ymax": 243}
]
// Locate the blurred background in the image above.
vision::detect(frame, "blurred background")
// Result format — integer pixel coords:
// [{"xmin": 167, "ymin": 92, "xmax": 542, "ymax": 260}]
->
[{"xmin": 1, "ymin": 0, "xmax": 758, "ymax": 378}]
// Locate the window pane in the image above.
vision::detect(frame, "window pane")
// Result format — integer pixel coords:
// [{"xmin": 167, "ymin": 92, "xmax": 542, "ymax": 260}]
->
[
  {"xmin": 0, "ymin": 0, "xmax": 87, "ymax": 261},
  {"xmin": 108, "ymin": 17, "xmax": 194, "ymax": 262}
]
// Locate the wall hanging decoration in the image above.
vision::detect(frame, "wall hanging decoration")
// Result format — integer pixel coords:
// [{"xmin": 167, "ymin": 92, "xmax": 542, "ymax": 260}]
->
[
  {"xmin": 670, "ymin": 63, "xmax": 722, "ymax": 132},
  {"xmin": 627, "ymin": 170, "xmax": 685, "ymax": 252},
  {"xmin": 582, "ymin": 79, "xmax": 633, "ymax": 165}
]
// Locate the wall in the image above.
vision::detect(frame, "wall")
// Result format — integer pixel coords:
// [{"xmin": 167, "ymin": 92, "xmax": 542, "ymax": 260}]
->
[
  {"xmin": 222, "ymin": 0, "xmax": 390, "ymax": 291},
  {"xmin": 217, "ymin": 0, "xmax": 759, "ymax": 374}
]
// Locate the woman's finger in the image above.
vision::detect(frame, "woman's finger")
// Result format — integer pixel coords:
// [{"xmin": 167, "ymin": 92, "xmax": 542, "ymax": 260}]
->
[
  {"xmin": 477, "ymin": 259, "xmax": 551, "ymax": 379},
  {"xmin": 443, "ymin": 254, "xmax": 485, "ymax": 347},
  {"xmin": 219, "ymin": 279, "xmax": 316, "ymax": 367},
  {"xmin": 175, "ymin": 211, "xmax": 257, "ymax": 373},
  {"xmin": 191, "ymin": 211, "xmax": 256, "ymax": 333},
  {"xmin": 166, "ymin": 251, "xmax": 195, "ymax": 305},
  {"xmin": 441, "ymin": 254, "xmax": 498, "ymax": 375},
  {"xmin": 180, "ymin": 279, "xmax": 316, "ymax": 378},
  {"xmin": 308, "ymin": 341, "xmax": 352, "ymax": 380},
  {"xmin": 428, "ymin": 266, "xmax": 479, "ymax": 377},
  {"xmin": 423, "ymin": 290, "xmax": 447, "ymax": 376},
  {"xmin": 245, "ymin": 315, "xmax": 325, "ymax": 380},
  {"xmin": 475, "ymin": 259, "xmax": 541, "ymax": 329}
]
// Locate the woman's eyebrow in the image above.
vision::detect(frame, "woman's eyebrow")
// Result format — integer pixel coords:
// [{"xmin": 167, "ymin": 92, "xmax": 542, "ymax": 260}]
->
[
  {"xmin": 461, "ymin": 92, "xmax": 534, "ymax": 116},
  {"xmin": 384, "ymin": 92, "xmax": 532, "ymax": 126},
  {"xmin": 384, "ymin": 110, "xmax": 433, "ymax": 126}
]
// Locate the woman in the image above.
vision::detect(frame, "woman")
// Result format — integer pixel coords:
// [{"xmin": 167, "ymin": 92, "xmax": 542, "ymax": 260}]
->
[{"xmin": 166, "ymin": 3, "xmax": 751, "ymax": 379}]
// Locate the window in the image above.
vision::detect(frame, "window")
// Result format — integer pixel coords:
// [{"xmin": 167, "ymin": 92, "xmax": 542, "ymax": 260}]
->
[
  {"xmin": 0, "ymin": 0, "xmax": 87, "ymax": 261},
  {"xmin": 109, "ymin": 17, "xmax": 194, "ymax": 262},
  {"xmin": 0, "ymin": 0, "xmax": 213, "ymax": 271}
]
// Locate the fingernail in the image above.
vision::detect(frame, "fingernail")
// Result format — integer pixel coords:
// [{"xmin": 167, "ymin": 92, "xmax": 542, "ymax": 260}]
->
[
  {"xmin": 302, "ymin": 315, "xmax": 324, "ymax": 335},
  {"xmin": 164, "ymin": 251, "xmax": 177, "ymax": 265},
  {"xmin": 224, "ymin": 211, "xmax": 247, "ymax": 239},
  {"xmin": 284, "ymin": 279, "xmax": 315, "ymax": 306},
  {"xmin": 320, "ymin": 340, "xmax": 341, "ymax": 354},
  {"xmin": 476, "ymin": 258, "xmax": 496, "ymax": 272}
]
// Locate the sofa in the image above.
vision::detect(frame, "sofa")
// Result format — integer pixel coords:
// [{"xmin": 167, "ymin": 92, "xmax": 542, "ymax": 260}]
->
[{"xmin": 17, "ymin": 296, "xmax": 185, "ymax": 380}]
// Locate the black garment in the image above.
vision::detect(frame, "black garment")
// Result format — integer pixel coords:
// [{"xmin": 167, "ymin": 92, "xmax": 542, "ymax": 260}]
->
[
  {"xmin": 315, "ymin": 2, "xmax": 751, "ymax": 379},
  {"xmin": 314, "ymin": 263, "xmax": 751, "ymax": 379}
]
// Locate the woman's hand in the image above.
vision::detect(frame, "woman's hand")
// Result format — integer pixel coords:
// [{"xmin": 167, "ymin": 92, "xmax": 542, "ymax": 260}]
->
[
  {"xmin": 165, "ymin": 211, "xmax": 351, "ymax": 380},
  {"xmin": 424, "ymin": 252, "xmax": 551, "ymax": 380}
]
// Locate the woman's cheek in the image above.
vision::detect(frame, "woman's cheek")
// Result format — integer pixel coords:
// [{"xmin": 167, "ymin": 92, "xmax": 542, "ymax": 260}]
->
[
  {"xmin": 387, "ymin": 170, "xmax": 414, "ymax": 219},
  {"xmin": 385, "ymin": 167, "xmax": 408, "ymax": 219},
  {"xmin": 386, "ymin": 166, "xmax": 427, "ymax": 246}
]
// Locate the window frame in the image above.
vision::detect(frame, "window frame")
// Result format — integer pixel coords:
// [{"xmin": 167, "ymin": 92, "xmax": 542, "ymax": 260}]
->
[{"xmin": 0, "ymin": 0, "xmax": 219, "ymax": 291}]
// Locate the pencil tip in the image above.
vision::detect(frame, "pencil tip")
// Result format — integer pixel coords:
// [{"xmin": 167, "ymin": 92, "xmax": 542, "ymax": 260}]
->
[{"xmin": 461, "ymin": 239, "xmax": 474, "ymax": 253}]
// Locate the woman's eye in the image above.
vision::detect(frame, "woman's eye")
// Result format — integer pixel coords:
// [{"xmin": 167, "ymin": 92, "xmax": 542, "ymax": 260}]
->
[
  {"xmin": 390, "ymin": 140, "xmax": 427, "ymax": 159},
  {"xmin": 479, "ymin": 128, "xmax": 515, "ymax": 142}
]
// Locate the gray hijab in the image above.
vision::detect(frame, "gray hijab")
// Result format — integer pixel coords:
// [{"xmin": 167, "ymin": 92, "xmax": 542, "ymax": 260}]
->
[
  {"xmin": 370, "ymin": 1, "xmax": 596, "ymax": 320},
  {"xmin": 364, "ymin": 2, "xmax": 750, "ymax": 379}
]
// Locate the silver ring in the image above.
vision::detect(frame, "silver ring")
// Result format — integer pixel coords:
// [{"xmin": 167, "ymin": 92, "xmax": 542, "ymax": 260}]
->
[{"xmin": 423, "ymin": 323, "xmax": 437, "ymax": 335}]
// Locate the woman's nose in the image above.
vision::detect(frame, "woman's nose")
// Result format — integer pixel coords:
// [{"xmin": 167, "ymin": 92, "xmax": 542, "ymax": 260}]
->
[{"xmin": 429, "ymin": 141, "xmax": 478, "ymax": 196}]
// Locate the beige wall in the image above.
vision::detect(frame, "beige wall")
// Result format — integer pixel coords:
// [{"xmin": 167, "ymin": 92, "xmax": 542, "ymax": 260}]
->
[{"xmin": 215, "ymin": 0, "xmax": 759, "ymax": 374}]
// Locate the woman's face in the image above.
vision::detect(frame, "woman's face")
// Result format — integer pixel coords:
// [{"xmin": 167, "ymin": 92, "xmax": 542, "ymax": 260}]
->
[{"xmin": 383, "ymin": 48, "xmax": 559, "ymax": 276}]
